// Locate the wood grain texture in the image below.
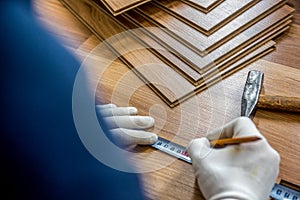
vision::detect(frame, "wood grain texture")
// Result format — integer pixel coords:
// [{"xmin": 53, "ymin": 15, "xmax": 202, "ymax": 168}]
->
[
  {"xmin": 136, "ymin": 0, "xmax": 288, "ymax": 54},
  {"xmin": 288, "ymin": 0, "xmax": 300, "ymax": 25},
  {"xmin": 124, "ymin": 4, "xmax": 293, "ymax": 73},
  {"xmin": 60, "ymin": 0, "xmax": 197, "ymax": 103},
  {"xmin": 100, "ymin": 0, "xmax": 151, "ymax": 16},
  {"xmin": 99, "ymin": 0, "xmax": 224, "ymax": 16},
  {"xmin": 257, "ymin": 95, "xmax": 300, "ymax": 112},
  {"xmin": 181, "ymin": 0, "xmax": 224, "ymax": 13},
  {"xmin": 264, "ymin": 0, "xmax": 300, "ymax": 69},
  {"xmin": 34, "ymin": 0, "xmax": 92, "ymax": 49},
  {"xmin": 124, "ymin": 4, "xmax": 292, "ymax": 76},
  {"xmin": 174, "ymin": 41, "xmax": 277, "ymax": 106},
  {"xmin": 153, "ymin": 0, "xmax": 259, "ymax": 35},
  {"xmin": 77, "ymin": 9, "xmax": 278, "ymax": 107},
  {"xmin": 81, "ymin": 9, "xmax": 282, "ymax": 86},
  {"xmin": 34, "ymin": 1, "xmax": 300, "ymax": 199},
  {"xmin": 193, "ymin": 6, "xmax": 293, "ymax": 72},
  {"xmin": 117, "ymin": 9, "xmax": 286, "ymax": 83}
]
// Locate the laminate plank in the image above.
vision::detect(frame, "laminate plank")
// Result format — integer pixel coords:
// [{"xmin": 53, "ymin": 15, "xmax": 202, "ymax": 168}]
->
[
  {"xmin": 153, "ymin": 0, "xmax": 259, "ymax": 35},
  {"xmin": 174, "ymin": 41, "xmax": 277, "ymax": 106},
  {"xmin": 116, "ymin": 0, "xmax": 251, "ymax": 22},
  {"xmin": 288, "ymin": 0, "xmax": 300, "ymax": 25},
  {"xmin": 136, "ymin": 0, "xmax": 288, "ymax": 54},
  {"xmin": 181, "ymin": 0, "xmax": 224, "ymax": 13},
  {"xmin": 125, "ymin": 28, "xmax": 202, "ymax": 84},
  {"xmin": 199, "ymin": 23, "xmax": 290, "ymax": 84},
  {"xmin": 194, "ymin": 6, "xmax": 293, "ymax": 71},
  {"xmin": 107, "ymin": 36, "xmax": 197, "ymax": 103},
  {"xmin": 264, "ymin": 23, "xmax": 300, "ymax": 69},
  {"xmin": 115, "ymin": 15, "xmax": 202, "ymax": 84},
  {"xmin": 100, "ymin": 0, "xmax": 151, "ymax": 16}
]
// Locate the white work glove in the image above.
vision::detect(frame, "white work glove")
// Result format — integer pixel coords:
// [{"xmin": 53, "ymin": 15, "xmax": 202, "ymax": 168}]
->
[
  {"xmin": 187, "ymin": 117, "xmax": 280, "ymax": 200},
  {"xmin": 96, "ymin": 104, "xmax": 158, "ymax": 146}
]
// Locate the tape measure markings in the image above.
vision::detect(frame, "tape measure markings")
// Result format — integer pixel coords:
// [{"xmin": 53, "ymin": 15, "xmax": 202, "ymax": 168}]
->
[
  {"xmin": 270, "ymin": 183, "xmax": 300, "ymax": 200},
  {"xmin": 151, "ymin": 136, "xmax": 191, "ymax": 163}
]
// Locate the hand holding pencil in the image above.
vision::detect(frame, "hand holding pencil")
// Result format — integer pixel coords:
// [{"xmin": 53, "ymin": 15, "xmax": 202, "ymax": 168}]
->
[{"xmin": 187, "ymin": 117, "xmax": 280, "ymax": 200}]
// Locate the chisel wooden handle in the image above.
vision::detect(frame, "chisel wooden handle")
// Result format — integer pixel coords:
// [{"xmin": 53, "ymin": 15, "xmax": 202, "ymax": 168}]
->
[{"xmin": 257, "ymin": 95, "xmax": 300, "ymax": 112}]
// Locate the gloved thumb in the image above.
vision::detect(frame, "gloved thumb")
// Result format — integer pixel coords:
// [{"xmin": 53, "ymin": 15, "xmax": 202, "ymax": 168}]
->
[{"xmin": 187, "ymin": 138, "xmax": 212, "ymax": 161}]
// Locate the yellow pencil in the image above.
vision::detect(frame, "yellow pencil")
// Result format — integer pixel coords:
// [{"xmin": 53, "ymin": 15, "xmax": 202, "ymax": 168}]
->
[{"xmin": 210, "ymin": 136, "xmax": 262, "ymax": 148}]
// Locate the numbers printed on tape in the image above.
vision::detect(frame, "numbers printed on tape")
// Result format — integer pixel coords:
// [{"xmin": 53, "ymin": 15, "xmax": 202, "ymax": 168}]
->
[
  {"xmin": 270, "ymin": 183, "xmax": 300, "ymax": 200},
  {"xmin": 151, "ymin": 137, "xmax": 192, "ymax": 163}
]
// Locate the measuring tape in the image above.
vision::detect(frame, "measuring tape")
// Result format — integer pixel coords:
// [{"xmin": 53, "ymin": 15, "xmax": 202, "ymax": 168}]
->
[
  {"xmin": 270, "ymin": 181, "xmax": 300, "ymax": 200},
  {"xmin": 152, "ymin": 137, "xmax": 299, "ymax": 200},
  {"xmin": 152, "ymin": 136, "xmax": 191, "ymax": 163}
]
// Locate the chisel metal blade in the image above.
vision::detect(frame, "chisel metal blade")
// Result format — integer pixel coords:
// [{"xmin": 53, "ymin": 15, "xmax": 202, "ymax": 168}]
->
[{"xmin": 241, "ymin": 70, "xmax": 264, "ymax": 118}]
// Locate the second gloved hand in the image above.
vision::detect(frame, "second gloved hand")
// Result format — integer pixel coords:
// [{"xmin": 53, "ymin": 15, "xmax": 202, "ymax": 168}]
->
[
  {"xmin": 96, "ymin": 104, "xmax": 158, "ymax": 146},
  {"xmin": 187, "ymin": 117, "xmax": 280, "ymax": 200}
]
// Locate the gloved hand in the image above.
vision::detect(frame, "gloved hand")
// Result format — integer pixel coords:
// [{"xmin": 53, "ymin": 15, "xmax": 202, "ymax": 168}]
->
[
  {"xmin": 96, "ymin": 104, "xmax": 158, "ymax": 146},
  {"xmin": 187, "ymin": 117, "xmax": 280, "ymax": 200}
]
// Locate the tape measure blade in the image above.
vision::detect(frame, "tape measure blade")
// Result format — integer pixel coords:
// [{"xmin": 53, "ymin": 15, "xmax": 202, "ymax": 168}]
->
[
  {"xmin": 152, "ymin": 137, "xmax": 192, "ymax": 164},
  {"xmin": 270, "ymin": 183, "xmax": 300, "ymax": 200}
]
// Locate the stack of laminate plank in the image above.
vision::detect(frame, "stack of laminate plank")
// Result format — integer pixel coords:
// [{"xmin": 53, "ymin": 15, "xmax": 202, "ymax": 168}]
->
[{"xmin": 60, "ymin": 0, "xmax": 294, "ymax": 107}]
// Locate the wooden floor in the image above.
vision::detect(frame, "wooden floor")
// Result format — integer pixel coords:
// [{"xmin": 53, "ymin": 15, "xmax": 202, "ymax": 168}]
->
[{"xmin": 34, "ymin": 0, "xmax": 300, "ymax": 199}]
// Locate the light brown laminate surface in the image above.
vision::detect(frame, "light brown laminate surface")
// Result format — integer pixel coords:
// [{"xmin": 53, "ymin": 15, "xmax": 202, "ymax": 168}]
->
[
  {"xmin": 264, "ymin": 0, "xmax": 300, "ymax": 68},
  {"xmin": 152, "ymin": 0, "xmax": 259, "ymax": 35},
  {"xmin": 99, "ymin": 0, "xmax": 152, "ymax": 16},
  {"xmin": 136, "ymin": 0, "xmax": 287, "ymax": 54},
  {"xmin": 181, "ymin": 0, "xmax": 224, "ymax": 13},
  {"xmin": 98, "ymin": 0, "xmax": 223, "ymax": 16}
]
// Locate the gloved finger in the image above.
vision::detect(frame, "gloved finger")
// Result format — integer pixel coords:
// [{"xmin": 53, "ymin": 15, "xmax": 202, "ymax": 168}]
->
[
  {"xmin": 206, "ymin": 117, "xmax": 263, "ymax": 141},
  {"xmin": 187, "ymin": 138, "xmax": 212, "ymax": 161},
  {"xmin": 96, "ymin": 104, "xmax": 117, "ymax": 109},
  {"xmin": 104, "ymin": 115, "xmax": 155, "ymax": 130},
  {"xmin": 96, "ymin": 105, "xmax": 138, "ymax": 117},
  {"xmin": 110, "ymin": 128, "xmax": 158, "ymax": 146}
]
